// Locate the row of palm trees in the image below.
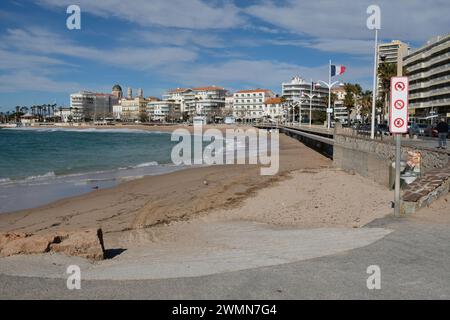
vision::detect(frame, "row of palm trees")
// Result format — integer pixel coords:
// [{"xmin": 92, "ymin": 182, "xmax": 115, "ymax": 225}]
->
[{"xmin": 0, "ymin": 103, "xmax": 59, "ymax": 123}]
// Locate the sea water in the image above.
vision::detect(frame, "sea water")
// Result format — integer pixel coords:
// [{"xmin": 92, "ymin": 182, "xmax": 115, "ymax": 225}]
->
[{"xmin": 0, "ymin": 127, "xmax": 187, "ymax": 213}]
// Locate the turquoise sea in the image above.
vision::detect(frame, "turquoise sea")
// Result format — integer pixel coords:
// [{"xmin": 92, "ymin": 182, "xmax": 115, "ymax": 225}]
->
[{"xmin": 0, "ymin": 127, "xmax": 188, "ymax": 213}]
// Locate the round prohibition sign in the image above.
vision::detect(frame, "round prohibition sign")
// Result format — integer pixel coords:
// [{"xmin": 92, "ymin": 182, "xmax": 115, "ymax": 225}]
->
[
  {"xmin": 394, "ymin": 81, "xmax": 406, "ymax": 91},
  {"xmin": 394, "ymin": 99, "xmax": 405, "ymax": 110},
  {"xmin": 393, "ymin": 118, "xmax": 405, "ymax": 128}
]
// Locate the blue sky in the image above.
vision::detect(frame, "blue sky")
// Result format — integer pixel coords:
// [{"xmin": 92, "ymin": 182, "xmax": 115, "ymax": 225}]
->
[{"xmin": 0, "ymin": 0, "xmax": 449, "ymax": 111}]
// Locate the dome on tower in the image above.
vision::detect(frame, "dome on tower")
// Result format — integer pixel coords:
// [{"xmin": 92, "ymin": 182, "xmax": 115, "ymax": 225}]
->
[{"xmin": 112, "ymin": 84, "xmax": 122, "ymax": 92}]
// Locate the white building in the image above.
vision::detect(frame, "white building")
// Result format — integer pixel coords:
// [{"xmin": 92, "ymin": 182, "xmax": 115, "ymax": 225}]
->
[
  {"xmin": 263, "ymin": 97, "xmax": 285, "ymax": 123},
  {"xmin": 190, "ymin": 86, "xmax": 227, "ymax": 122},
  {"xmin": 70, "ymin": 91, "xmax": 118, "ymax": 120},
  {"xmin": 281, "ymin": 76, "xmax": 328, "ymax": 121},
  {"xmin": 163, "ymin": 88, "xmax": 195, "ymax": 116},
  {"xmin": 163, "ymin": 86, "xmax": 227, "ymax": 122},
  {"xmin": 404, "ymin": 34, "xmax": 450, "ymax": 120},
  {"xmin": 147, "ymin": 100, "xmax": 180, "ymax": 122},
  {"xmin": 378, "ymin": 40, "xmax": 410, "ymax": 65},
  {"xmin": 224, "ymin": 95, "xmax": 234, "ymax": 118},
  {"xmin": 112, "ymin": 105, "xmax": 122, "ymax": 120},
  {"xmin": 233, "ymin": 89, "xmax": 275, "ymax": 122}
]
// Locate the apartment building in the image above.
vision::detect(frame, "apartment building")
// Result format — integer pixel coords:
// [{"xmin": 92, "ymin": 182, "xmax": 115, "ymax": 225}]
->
[
  {"xmin": 281, "ymin": 76, "xmax": 328, "ymax": 119},
  {"xmin": 70, "ymin": 91, "xmax": 118, "ymax": 120},
  {"xmin": 162, "ymin": 86, "xmax": 227, "ymax": 122},
  {"xmin": 233, "ymin": 89, "xmax": 275, "ymax": 122},
  {"xmin": 163, "ymin": 88, "xmax": 194, "ymax": 115},
  {"xmin": 189, "ymin": 86, "xmax": 227, "ymax": 121},
  {"xmin": 404, "ymin": 34, "xmax": 450, "ymax": 120},
  {"xmin": 378, "ymin": 40, "xmax": 409, "ymax": 65},
  {"xmin": 147, "ymin": 100, "xmax": 180, "ymax": 122},
  {"xmin": 377, "ymin": 40, "xmax": 410, "ymax": 102}
]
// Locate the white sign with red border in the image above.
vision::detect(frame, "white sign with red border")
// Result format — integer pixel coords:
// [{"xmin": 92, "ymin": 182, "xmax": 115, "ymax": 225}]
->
[{"xmin": 389, "ymin": 76, "xmax": 409, "ymax": 134}]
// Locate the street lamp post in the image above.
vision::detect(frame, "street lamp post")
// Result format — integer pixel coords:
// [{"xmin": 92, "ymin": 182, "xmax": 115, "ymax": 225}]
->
[
  {"xmin": 293, "ymin": 97, "xmax": 308, "ymax": 126},
  {"xmin": 302, "ymin": 79, "xmax": 321, "ymax": 127},
  {"xmin": 316, "ymin": 74, "xmax": 342, "ymax": 130}
]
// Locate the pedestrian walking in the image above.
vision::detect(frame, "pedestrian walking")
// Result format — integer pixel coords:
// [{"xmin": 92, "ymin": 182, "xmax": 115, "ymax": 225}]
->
[{"xmin": 436, "ymin": 118, "xmax": 449, "ymax": 149}]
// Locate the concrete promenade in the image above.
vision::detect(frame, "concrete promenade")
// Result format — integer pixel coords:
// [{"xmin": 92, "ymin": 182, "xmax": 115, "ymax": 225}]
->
[{"xmin": 1, "ymin": 215, "xmax": 450, "ymax": 299}]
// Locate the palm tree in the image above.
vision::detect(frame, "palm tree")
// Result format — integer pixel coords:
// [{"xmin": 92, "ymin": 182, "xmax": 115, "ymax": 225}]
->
[
  {"xmin": 360, "ymin": 90, "xmax": 373, "ymax": 123},
  {"xmin": 343, "ymin": 83, "xmax": 364, "ymax": 124},
  {"xmin": 378, "ymin": 62, "xmax": 397, "ymax": 122},
  {"xmin": 51, "ymin": 104, "xmax": 57, "ymax": 121},
  {"xmin": 37, "ymin": 105, "xmax": 42, "ymax": 122},
  {"xmin": 343, "ymin": 83, "xmax": 356, "ymax": 124}
]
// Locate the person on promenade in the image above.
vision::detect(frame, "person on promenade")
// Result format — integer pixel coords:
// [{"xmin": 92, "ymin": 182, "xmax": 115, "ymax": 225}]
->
[{"xmin": 436, "ymin": 118, "xmax": 449, "ymax": 149}]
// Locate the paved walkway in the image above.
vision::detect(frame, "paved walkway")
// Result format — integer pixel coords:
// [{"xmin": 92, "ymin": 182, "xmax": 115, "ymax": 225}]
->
[
  {"xmin": 1, "ymin": 216, "xmax": 450, "ymax": 299},
  {"xmin": 0, "ymin": 221, "xmax": 390, "ymax": 280}
]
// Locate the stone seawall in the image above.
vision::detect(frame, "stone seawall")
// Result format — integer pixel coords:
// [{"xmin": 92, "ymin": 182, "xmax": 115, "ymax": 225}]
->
[{"xmin": 333, "ymin": 132, "xmax": 449, "ymax": 188}]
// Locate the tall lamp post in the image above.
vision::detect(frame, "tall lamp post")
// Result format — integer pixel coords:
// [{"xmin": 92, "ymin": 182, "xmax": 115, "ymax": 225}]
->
[
  {"xmin": 293, "ymin": 96, "xmax": 308, "ymax": 126},
  {"xmin": 367, "ymin": 4, "xmax": 381, "ymax": 139},
  {"xmin": 316, "ymin": 73, "xmax": 343, "ymax": 130},
  {"xmin": 302, "ymin": 79, "xmax": 321, "ymax": 127}
]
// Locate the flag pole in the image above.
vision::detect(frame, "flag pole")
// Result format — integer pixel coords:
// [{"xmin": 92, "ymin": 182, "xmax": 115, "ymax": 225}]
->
[
  {"xmin": 310, "ymin": 78, "xmax": 313, "ymax": 127},
  {"xmin": 328, "ymin": 60, "xmax": 331, "ymax": 130}
]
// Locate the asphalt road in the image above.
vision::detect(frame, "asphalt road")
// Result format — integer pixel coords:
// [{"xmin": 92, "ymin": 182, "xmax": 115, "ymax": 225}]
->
[{"xmin": 1, "ymin": 216, "xmax": 449, "ymax": 300}]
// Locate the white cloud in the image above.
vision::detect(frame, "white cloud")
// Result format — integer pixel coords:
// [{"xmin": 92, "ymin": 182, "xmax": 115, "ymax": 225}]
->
[
  {"xmin": 2, "ymin": 27, "xmax": 198, "ymax": 70},
  {"xmin": 161, "ymin": 59, "xmax": 373, "ymax": 92},
  {"xmin": 245, "ymin": 0, "xmax": 450, "ymax": 43},
  {"xmin": 299, "ymin": 39, "xmax": 375, "ymax": 55},
  {"xmin": 37, "ymin": 0, "xmax": 244, "ymax": 29},
  {"xmin": 133, "ymin": 29, "xmax": 225, "ymax": 49},
  {"xmin": 0, "ymin": 49, "xmax": 68, "ymax": 71},
  {"xmin": 0, "ymin": 71, "xmax": 80, "ymax": 93}
]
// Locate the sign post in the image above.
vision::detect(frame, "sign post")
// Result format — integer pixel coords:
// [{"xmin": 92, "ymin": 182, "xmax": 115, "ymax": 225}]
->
[{"xmin": 390, "ymin": 76, "xmax": 409, "ymax": 217}]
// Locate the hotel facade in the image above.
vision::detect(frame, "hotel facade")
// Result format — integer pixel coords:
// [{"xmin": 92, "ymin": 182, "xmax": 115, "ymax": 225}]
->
[
  {"xmin": 232, "ymin": 89, "xmax": 275, "ymax": 122},
  {"xmin": 404, "ymin": 34, "xmax": 450, "ymax": 120}
]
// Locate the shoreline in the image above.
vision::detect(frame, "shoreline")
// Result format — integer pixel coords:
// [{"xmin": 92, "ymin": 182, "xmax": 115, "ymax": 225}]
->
[
  {"xmin": 0, "ymin": 134, "xmax": 332, "ymax": 236},
  {"xmin": 0, "ymin": 133, "xmax": 395, "ymax": 281},
  {"xmin": 0, "ymin": 124, "xmax": 250, "ymax": 213}
]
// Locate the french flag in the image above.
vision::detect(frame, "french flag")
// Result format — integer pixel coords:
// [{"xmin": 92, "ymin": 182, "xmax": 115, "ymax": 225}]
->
[{"xmin": 331, "ymin": 65, "xmax": 346, "ymax": 77}]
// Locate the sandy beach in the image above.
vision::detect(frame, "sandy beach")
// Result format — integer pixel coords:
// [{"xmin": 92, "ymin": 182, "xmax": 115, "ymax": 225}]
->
[{"xmin": 0, "ymin": 126, "xmax": 393, "ymax": 253}]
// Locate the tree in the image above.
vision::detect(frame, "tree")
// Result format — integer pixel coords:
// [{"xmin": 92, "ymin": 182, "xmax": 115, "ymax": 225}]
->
[
  {"xmin": 312, "ymin": 109, "xmax": 326, "ymax": 124},
  {"xmin": 360, "ymin": 90, "xmax": 373, "ymax": 123},
  {"xmin": 342, "ymin": 83, "xmax": 365, "ymax": 124},
  {"xmin": 378, "ymin": 62, "xmax": 397, "ymax": 122},
  {"xmin": 139, "ymin": 111, "xmax": 149, "ymax": 123},
  {"xmin": 343, "ymin": 83, "xmax": 356, "ymax": 124}
]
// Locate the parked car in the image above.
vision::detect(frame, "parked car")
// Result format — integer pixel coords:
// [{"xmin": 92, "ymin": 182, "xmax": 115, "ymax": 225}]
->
[
  {"xmin": 356, "ymin": 124, "xmax": 371, "ymax": 135},
  {"xmin": 376, "ymin": 124, "xmax": 390, "ymax": 136},
  {"xmin": 409, "ymin": 123, "xmax": 428, "ymax": 136},
  {"xmin": 424, "ymin": 125, "xmax": 438, "ymax": 137}
]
